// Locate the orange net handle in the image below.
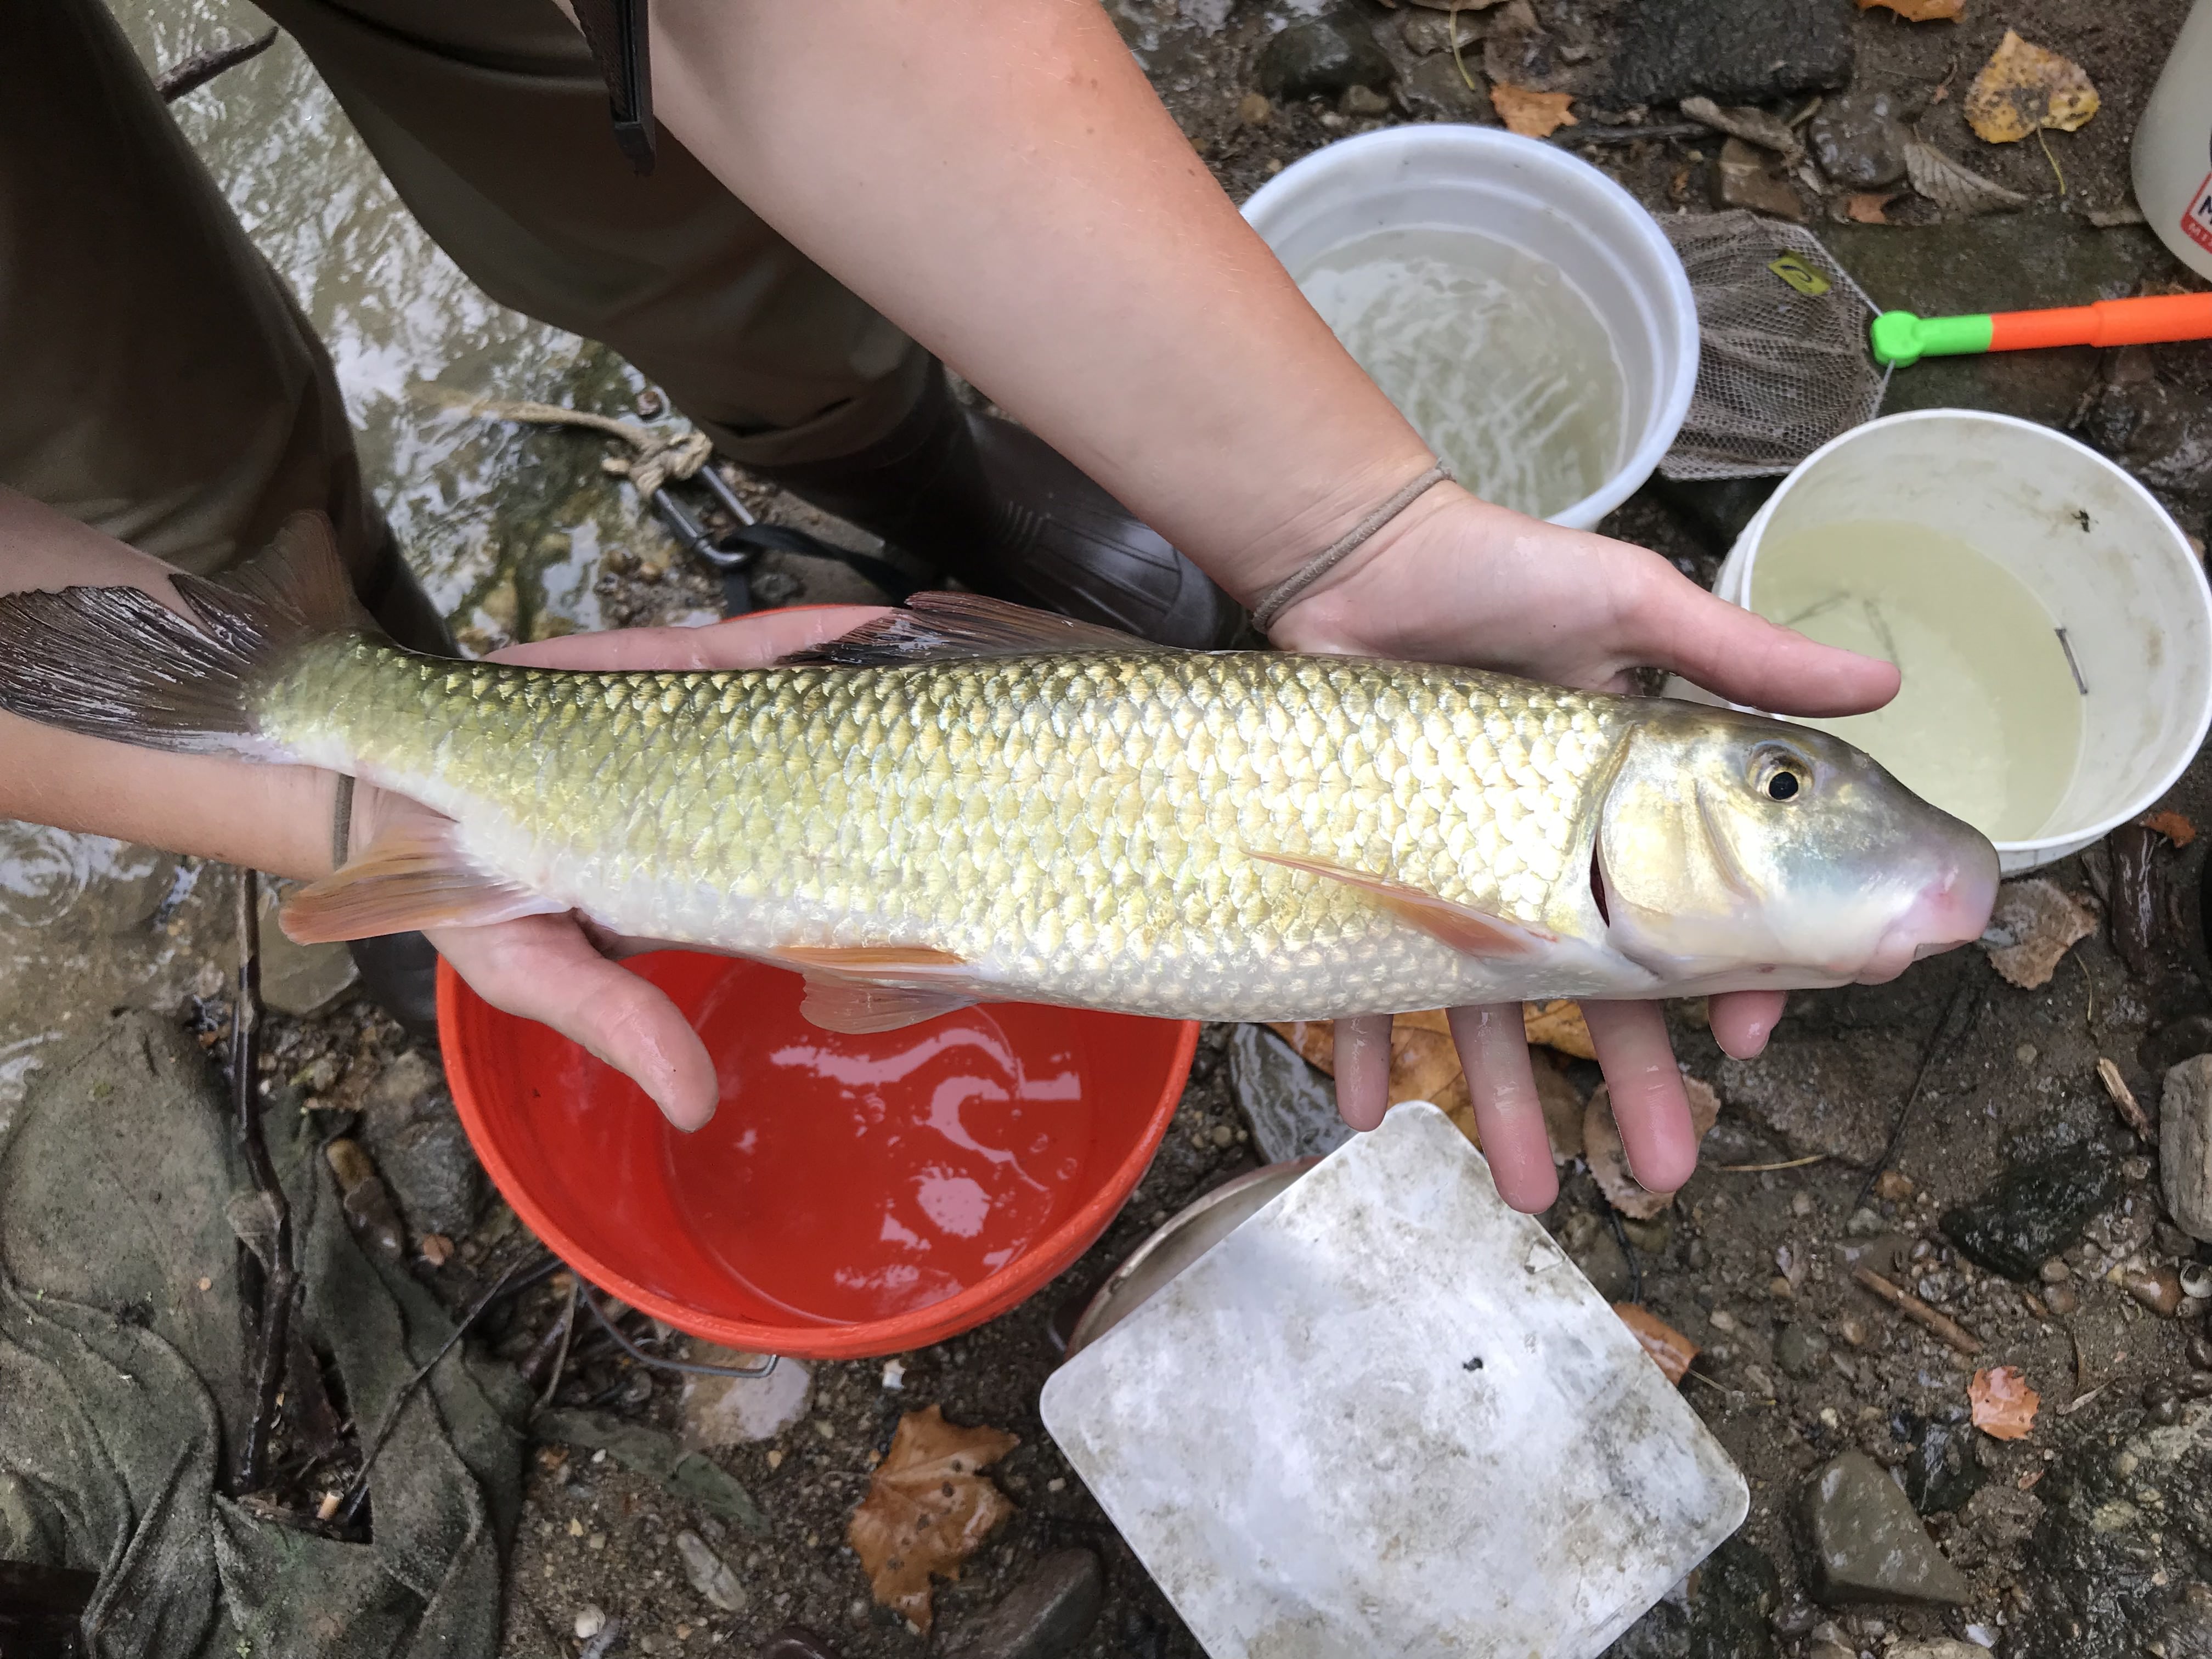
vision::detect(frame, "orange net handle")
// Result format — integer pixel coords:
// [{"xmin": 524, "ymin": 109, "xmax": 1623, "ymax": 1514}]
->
[{"xmin": 1990, "ymin": 292, "xmax": 2212, "ymax": 352}]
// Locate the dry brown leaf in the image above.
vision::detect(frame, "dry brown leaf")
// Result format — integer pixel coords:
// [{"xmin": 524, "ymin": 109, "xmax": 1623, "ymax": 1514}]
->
[
  {"xmin": 2142, "ymin": 810, "xmax": 2198, "ymax": 848},
  {"xmin": 847, "ymin": 1406, "xmax": 1018, "ymax": 1632},
  {"xmin": 1523, "ymin": 1000, "xmax": 1595, "ymax": 1059},
  {"xmin": 1613, "ymin": 1304, "xmax": 1700, "ymax": 1384},
  {"xmin": 1980, "ymin": 879, "xmax": 2096, "ymax": 989},
  {"xmin": 1491, "ymin": 83, "xmax": 1577, "ymax": 139},
  {"xmin": 1965, "ymin": 30, "xmax": 2098, "ymax": 144},
  {"xmin": 1970, "ymin": 1365, "xmax": 2040, "ymax": 1440},
  {"xmin": 1680, "ymin": 95, "xmax": 1804, "ymax": 163},
  {"xmin": 1583, "ymin": 1077, "xmax": 1722, "ymax": 1219},
  {"xmin": 1266, "ymin": 1014, "xmax": 1471, "ymax": 1131},
  {"xmin": 1532, "ymin": 1047, "xmax": 1586, "ymax": 1164},
  {"xmin": 1904, "ymin": 139, "xmax": 2030, "ymax": 215},
  {"xmin": 1859, "ymin": 0, "xmax": 1963, "ymax": 20},
  {"xmin": 1846, "ymin": 191, "xmax": 1896, "ymax": 224}
]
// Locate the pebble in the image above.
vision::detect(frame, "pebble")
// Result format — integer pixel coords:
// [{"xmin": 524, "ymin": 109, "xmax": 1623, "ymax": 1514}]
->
[
  {"xmin": 1940, "ymin": 1148, "xmax": 2118, "ymax": 1280},
  {"xmin": 1236, "ymin": 92, "xmax": 1271, "ymax": 127},
  {"xmin": 1835, "ymin": 1314, "xmax": 1870, "ymax": 1347},
  {"xmin": 1900, "ymin": 1414, "xmax": 1984, "ymax": 1516},
  {"xmin": 2146, "ymin": 1381, "xmax": 2183, "ymax": 1425},
  {"xmin": 2016, "ymin": 1043, "xmax": 2039, "ymax": 1066},
  {"xmin": 1340, "ymin": 83, "xmax": 1391, "ymax": 117},
  {"xmin": 1256, "ymin": 16, "xmax": 1393, "ymax": 101},
  {"xmin": 1792, "ymin": 1192, "xmax": 1816, "ymax": 1219},
  {"xmin": 943, "ymin": 1549, "xmax": 1103, "ymax": 1659},
  {"xmin": 1715, "ymin": 136, "xmax": 1807, "ymax": 222},
  {"xmin": 1708, "ymin": 1308, "xmax": 1739, "ymax": 1333},
  {"xmin": 2192, "ymin": 1329, "xmax": 2212, "ymax": 1370},
  {"xmin": 2126, "ymin": 1263, "xmax": 2187, "ymax": 1318},
  {"xmin": 2044, "ymin": 1283, "xmax": 2080, "ymax": 1316},
  {"xmin": 1775, "ymin": 1322, "xmax": 1830, "ymax": 1380},
  {"xmin": 1801, "ymin": 1451, "xmax": 1971, "ymax": 1605},
  {"xmin": 678, "ymin": 1529, "xmax": 748, "ymax": 1611},
  {"xmin": 1808, "ymin": 91, "xmax": 1909, "ymax": 189},
  {"xmin": 575, "ymin": 1606, "xmax": 607, "ymax": 1640},
  {"xmin": 1619, "ymin": 1215, "xmax": 1671, "ymax": 1254},
  {"xmin": 2164, "ymin": 1055, "xmax": 2212, "ymax": 1240},
  {"xmin": 1876, "ymin": 1171, "xmax": 1915, "ymax": 1203},
  {"xmin": 2040, "ymin": 1258, "xmax": 2071, "ymax": 1284},
  {"xmin": 1846, "ymin": 1207, "xmax": 1884, "ymax": 1238}
]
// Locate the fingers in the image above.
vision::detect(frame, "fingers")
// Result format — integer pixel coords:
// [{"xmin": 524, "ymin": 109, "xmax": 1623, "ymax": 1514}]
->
[
  {"xmin": 488, "ymin": 604, "xmax": 888, "ymax": 672},
  {"xmin": 1622, "ymin": 559, "xmax": 1900, "ymax": 718},
  {"xmin": 1580, "ymin": 999, "xmax": 1700, "ymax": 1194},
  {"xmin": 1331, "ymin": 1013, "xmax": 1394, "ymax": 1132},
  {"xmin": 1445, "ymin": 1004, "xmax": 1559, "ymax": 1213},
  {"xmin": 1708, "ymin": 989, "xmax": 1786, "ymax": 1059},
  {"xmin": 432, "ymin": 915, "xmax": 720, "ymax": 1131}
]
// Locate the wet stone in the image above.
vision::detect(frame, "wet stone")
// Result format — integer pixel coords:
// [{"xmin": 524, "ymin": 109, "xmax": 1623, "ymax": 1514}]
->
[
  {"xmin": 1714, "ymin": 137, "xmax": 1807, "ymax": 223},
  {"xmin": 1227, "ymin": 1023, "xmax": 1350, "ymax": 1165},
  {"xmin": 1775, "ymin": 1323, "xmax": 1830, "ymax": 1381},
  {"xmin": 358, "ymin": 1048, "xmax": 483, "ymax": 1240},
  {"xmin": 1607, "ymin": 1535, "xmax": 1780, "ymax": 1659},
  {"xmin": 1897, "ymin": 1413, "xmax": 1984, "ymax": 1515},
  {"xmin": 1799, "ymin": 1451, "xmax": 1970, "ymax": 1606},
  {"xmin": 2163, "ymin": 1055, "xmax": 2212, "ymax": 1242},
  {"xmin": 1808, "ymin": 91, "xmax": 1909, "ymax": 190},
  {"xmin": 944, "ymin": 1549, "xmax": 1103, "ymax": 1659},
  {"xmin": 1255, "ymin": 14, "xmax": 1391, "ymax": 102},
  {"xmin": 1940, "ymin": 1146, "xmax": 2117, "ymax": 1281},
  {"xmin": 1611, "ymin": 0, "xmax": 1853, "ymax": 105}
]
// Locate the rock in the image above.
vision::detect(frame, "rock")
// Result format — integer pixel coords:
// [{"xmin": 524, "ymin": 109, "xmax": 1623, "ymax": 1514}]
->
[
  {"xmin": 1340, "ymin": 83, "xmax": 1391, "ymax": 117},
  {"xmin": 677, "ymin": 1530, "xmax": 747, "ymax": 1612},
  {"xmin": 1898, "ymin": 1413, "xmax": 1985, "ymax": 1515},
  {"xmin": 1612, "ymin": 0, "xmax": 1852, "ymax": 105},
  {"xmin": 1775, "ymin": 1323, "xmax": 1830, "ymax": 1380},
  {"xmin": 1714, "ymin": 137, "xmax": 1807, "ymax": 222},
  {"xmin": 1256, "ymin": 14, "xmax": 1391, "ymax": 101},
  {"xmin": 357, "ymin": 1048, "xmax": 483, "ymax": 1240},
  {"xmin": 682, "ymin": 1351, "xmax": 813, "ymax": 1449},
  {"xmin": 1227, "ymin": 1023, "xmax": 1351, "ymax": 1165},
  {"xmin": 257, "ymin": 902, "xmax": 359, "ymax": 1017},
  {"xmin": 1400, "ymin": 8, "xmax": 1484, "ymax": 55},
  {"xmin": 1605, "ymin": 1535, "xmax": 1780, "ymax": 1658},
  {"xmin": 1799, "ymin": 1451, "xmax": 1970, "ymax": 1606},
  {"xmin": 1940, "ymin": 1146, "xmax": 2117, "ymax": 1280},
  {"xmin": 1808, "ymin": 91, "xmax": 1909, "ymax": 189},
  {"xmin": 1890, "ymin": 1642, "xmax": 1990, "ymax": 1659},
  {"xmin": 944, "ymin": 1549, "xmax": 1103, "ymax": 1659},
  {"xmin": 575, "ymin": 1606, "xmax": 607, "ymax": 1640},
  {"xmin": 2125, "ymin": 1262, "xmax": 2187, "ymax": 1318},
  {"xmin": 2165, "ymin": 1056, "xmax": 2212, "ymax": 1241},
  {"xmin": 1395, "ymin": 53, "xmax": 1492, "ymax": 120}
]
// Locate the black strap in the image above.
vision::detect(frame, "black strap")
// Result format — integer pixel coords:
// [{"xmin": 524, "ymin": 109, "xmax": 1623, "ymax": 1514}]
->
[{"xmin": 570, "ymin": 0, "xmax": 656, "ymax": 174}]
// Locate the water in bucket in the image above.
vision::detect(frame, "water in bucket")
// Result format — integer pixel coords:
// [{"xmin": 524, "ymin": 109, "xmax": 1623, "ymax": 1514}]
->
[
  {"xmin": 1752, "ymin": 521, "xmax": 2085, "ymax": 843},
  {"xmin": 1295, "ymin": 226, "xmax": 1626, "ymax": 520}
]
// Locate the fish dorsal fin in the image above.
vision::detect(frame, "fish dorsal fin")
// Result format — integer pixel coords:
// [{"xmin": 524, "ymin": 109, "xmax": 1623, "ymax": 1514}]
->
[
  {"xmin": 1244, "ymin": 849, "xmax": 1556, "ymax": 958},
  {"xmin": 281, "ymin": 801, "xmax": 566, "ymax": 943},
  {"xmin": 781, "ymin": 592, "xmax": 1175, "ymax": 668},
  {"xmin": 765, "ymin": 944, "xmax": 982, "ymax": 1034}
]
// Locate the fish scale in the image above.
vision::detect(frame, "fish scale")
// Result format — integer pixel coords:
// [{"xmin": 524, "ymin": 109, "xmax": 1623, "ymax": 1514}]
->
[{"xmin": 266, "ymin": 639, "xmax": 1629, "ymax": 1019}]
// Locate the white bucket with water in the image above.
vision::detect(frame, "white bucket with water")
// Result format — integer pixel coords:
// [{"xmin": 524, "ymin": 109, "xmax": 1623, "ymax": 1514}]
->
[
  {"xmin": 1240, "ymin": 126, "xmax": 1698, "ymax": 532},
  {"xmin": 1696, "ymin": 410, "xmax": 2212, "ymax": 873}
]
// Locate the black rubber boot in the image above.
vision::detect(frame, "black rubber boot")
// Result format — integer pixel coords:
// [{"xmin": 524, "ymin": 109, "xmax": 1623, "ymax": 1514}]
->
[
  {"xmin": 344, "ymin": 539, "xmax": 447, "ymax": 1044},
  {"xmin": 750, "ymin": 369, "xmax": 1245, "ymax": 649}
]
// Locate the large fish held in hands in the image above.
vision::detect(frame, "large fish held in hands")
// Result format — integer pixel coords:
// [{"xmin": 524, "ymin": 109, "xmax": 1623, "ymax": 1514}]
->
[{"xmin": 0, "ymin": 517, "xmax": 1997, "ymax": 1031}]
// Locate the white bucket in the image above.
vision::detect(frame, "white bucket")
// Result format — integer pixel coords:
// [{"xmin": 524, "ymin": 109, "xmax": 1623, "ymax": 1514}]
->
[
  {"xmin": 1240, "ymin": 126, "xmax": 1699, "ymax": 532},
  {"xmin": 1701, "ymin": 410, "xmax": 2212, "ymax": 874}
]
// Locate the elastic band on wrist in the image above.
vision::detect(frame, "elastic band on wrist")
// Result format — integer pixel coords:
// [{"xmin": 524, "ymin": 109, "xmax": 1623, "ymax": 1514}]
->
[
  {"xmin": 331, "ymin": 774, "xmax": 355, "ymax": 871},
  {"xmin": 1250, "ymin": 459, "xmax": 1454, "ymax": 634}
]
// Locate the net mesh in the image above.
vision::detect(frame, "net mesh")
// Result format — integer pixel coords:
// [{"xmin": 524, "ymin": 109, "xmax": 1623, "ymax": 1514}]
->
[{"xmin": 1657, "ymin": 211, "xmax": 1888, "ymax": 482}]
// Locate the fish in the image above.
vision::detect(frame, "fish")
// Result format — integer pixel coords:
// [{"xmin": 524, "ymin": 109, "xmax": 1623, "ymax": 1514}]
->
[{"xmin": 0, "ymin": 515, "xmax": 1998, "ymax": 1033}]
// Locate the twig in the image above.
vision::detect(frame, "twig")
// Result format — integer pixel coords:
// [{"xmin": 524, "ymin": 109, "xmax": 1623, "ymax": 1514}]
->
[
  {"xmin": 2038, "ymin": 127, "xmax": 2066, "ymax": 196},
  {"xmin": 336, "ymin": 1251, "xmax": 546, "ymax": 1525},
  {"xmin": 2097, "ymin": 1057, "xmax": 2156, "ymax": 1142},
  {"xmin": 1855, "ymin": 967, "xmax": 1982, "ymax": 1211},
  {"xmin": 581, "ymin": 1291, "xmax": 777, "ymax": 1379},
  {"xmin": 1448, "ymin": 1, "xmax": 1477, "ymax": 93},
  {"xmin": 233, "ymin": 870, "xmax": 297, "ymax": 1496},
  {"xmin": 537, "ymin": 1278, "xmax": 579, "ymax": 1407},
  {"xmin": 1605, "ymin": 1207, "xmax": 1643, "ymax": 1306},
  {"xmin": 1851, "ymin": 1266, "xmax": 1982, "ymax": 1356},
  {"xmin": 156, "ymin": 28, "xmax": 278, "ymax": 101},
  {"xmin": 1716, "ymin": 1154, "xmax": 1830, "ymax": 1173},
  {"xmin": 2079, "ymin": 949, "xmax": 2096, "ymax": 1031}
]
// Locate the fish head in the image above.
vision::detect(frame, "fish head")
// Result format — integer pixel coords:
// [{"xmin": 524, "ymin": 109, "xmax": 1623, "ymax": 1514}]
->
[{"xmin": 1592, "ymin": 702, "xmax": 1997, "ymax": 992}]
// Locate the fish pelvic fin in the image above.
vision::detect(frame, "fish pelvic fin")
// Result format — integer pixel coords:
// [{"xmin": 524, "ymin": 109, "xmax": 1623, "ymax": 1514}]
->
[
  {"xmin": 766, "ymin": 944, "xmax": 984, "ymax": 1034},
  {"xmin": 1244, "ymin": 849, "xmax": 1558, "ymax": 958},
  {"xmin": 780, "ymin": 592, "xmax": 1179, "ymax": 668},
  {"xmin": 282, "ymin": 800, "xmax": 565, "ymax": 943},
  {"xmin": 0, "ymin": 511, "xmax": 375, "ymax": 757}
]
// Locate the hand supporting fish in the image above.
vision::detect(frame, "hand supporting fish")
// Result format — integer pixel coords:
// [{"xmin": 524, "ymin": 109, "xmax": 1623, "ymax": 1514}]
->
[{"xmin": 0, "ymin": 516, "xmax": 1997, "ymax": 1213}]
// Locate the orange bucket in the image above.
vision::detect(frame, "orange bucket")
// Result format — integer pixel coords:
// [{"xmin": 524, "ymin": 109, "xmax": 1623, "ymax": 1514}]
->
[{"xmin": 439, "ymin": 951, "xmax": 1196, "ymax": 1360}]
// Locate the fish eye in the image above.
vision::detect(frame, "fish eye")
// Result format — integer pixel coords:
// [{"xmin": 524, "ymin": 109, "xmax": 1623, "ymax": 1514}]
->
[
  {"xmin": 1751, "ymin": 746, "xmax": 1813, "ymax": 804},
  {"xmin": 1768, "ymin": 770, "xmax": 1801, "ymax": 802}
]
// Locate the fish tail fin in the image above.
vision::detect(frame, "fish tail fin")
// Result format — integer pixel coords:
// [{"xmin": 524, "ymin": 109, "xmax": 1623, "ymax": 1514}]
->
[{"xmin": 0, "ymin": 512, "xmax": 374, "ymax": 757}]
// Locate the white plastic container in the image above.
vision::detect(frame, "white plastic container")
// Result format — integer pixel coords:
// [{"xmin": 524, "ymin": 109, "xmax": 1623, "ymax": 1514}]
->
[
  {"xmin": 1240, "ymin": 126, "xmax": 1699, "ymax": 532},
  {"xmin": 2134, "ymin": 0, "xmax": 2212, "ymax": 284},
  {"xmin": 1697, "ymin": 410, "xmax": 2212, "ymax": 874},
  {"xmin": 1043, "ymin": 1103, "xmax": 1747, "ymax": 1659}
]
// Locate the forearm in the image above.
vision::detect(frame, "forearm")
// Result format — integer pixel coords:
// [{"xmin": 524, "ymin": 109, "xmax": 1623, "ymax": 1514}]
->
[
  {"xmin": 0, "ymin": 488, "xmax": 337, "ymax": 880},
  {"xmin": 648, "ymin": 0, "xmax": 1439, "ymax": 602}
]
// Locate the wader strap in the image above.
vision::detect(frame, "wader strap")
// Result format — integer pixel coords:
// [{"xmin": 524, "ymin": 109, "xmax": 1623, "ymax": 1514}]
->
[{"xmin": 571, "ymin": 0, "xmax": 657, "ymax": 174}]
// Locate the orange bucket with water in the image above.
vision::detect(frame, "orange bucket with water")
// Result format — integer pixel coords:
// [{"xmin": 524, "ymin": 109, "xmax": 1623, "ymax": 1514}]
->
[{"xmin": 439, "ymin": 951, "xmax": 1196, "ymax": 1360}]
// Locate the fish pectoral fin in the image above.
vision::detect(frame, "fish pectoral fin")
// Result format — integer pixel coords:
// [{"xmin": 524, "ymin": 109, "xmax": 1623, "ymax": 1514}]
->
[
  {"xmin": 766, "ymin": 945, "xmax": 984, "ymax": 1035},
  {"xmin": 780, "ymin": 592, "xmax": 1176, "ymax": 667},
  {"xmin": 1243, "ymin": 849, "xmax": 1556, "ymax": 958},
  {"xmin": 281, "ymin": 804, "xmax": 566, "ymax": 943}
]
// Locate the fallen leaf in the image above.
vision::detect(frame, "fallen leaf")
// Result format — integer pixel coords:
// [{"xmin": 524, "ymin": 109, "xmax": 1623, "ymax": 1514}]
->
[
  {"xmin": 1846, "ymin": 191, "xmax": 1896, "ymax": 224},
  {"xmin": 1266, "ymin": 1013, "xmax": 1471, "ymax": 1128},
  {"xmin": 2142, "ymin": 810, "xmax": 2198, "ymax": 848},
  {"xmin": 1904, "ymin": 140, "xmax": 2031, "ymax": 214},
  {"xmin": 1523, "ymin": 1000, "xmax": 1595, "ymax": 1059},
  {"xmin": 1859, "ymin": 0, "xmax": 1963, "ymax": 19},
  {"xmin": 1614, "ymin": 1304, "xmax": 1700, "ymax": 1384},
  {"xmin": 1980, "ymin": 878, "xmax": 2095, "ymax": 989},
  {"xmin": 847, "ymin": 1406, "xmax": 1018, "ymax": 1633},
  {"xmin": 1491, "ymin": 82, "xmax": 1576, "ymax": 139},
  {"xmin": 1965, "ymin": 30, "xmax": 2098, "ymax": 144},
  {"xmin": 1583, "ymin": 1077, "xmax": 1722, "ymax": 1219},
  {"xmin": 1531, "ymin": 1048, "xmax": 1586, "ymax": 1164},
  {"xmin": 1680, "ymin": 95, "xmax": 1804, "ymax": 163},
  {"xmin": 1970, "ymin": 1365, "xmax": 2040, "ymax": 1440}
]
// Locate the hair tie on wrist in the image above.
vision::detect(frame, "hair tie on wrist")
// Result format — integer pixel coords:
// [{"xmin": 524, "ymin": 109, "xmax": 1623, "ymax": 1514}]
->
[{"xmin": 1250, "ymin": 459, "xmax": 1454, "ymax": 634}]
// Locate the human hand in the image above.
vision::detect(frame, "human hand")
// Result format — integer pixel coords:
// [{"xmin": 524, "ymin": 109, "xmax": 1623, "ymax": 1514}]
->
[
  {"xmin": 352, "ymin": 606, "xmax": 888, "ymax": 1131},
  {"xmin": 1268, "ymin": 486, "xmax": 1902, "ymax": 1214}
]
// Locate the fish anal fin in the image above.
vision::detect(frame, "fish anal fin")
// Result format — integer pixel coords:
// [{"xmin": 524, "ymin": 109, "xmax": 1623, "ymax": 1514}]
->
[
  {"xmin": 766, "ymin": 944, "xmax": 983, "ymax": 1035},
  {"xmin": 281, "ymin": 805, "xmax": 565, "ymax": 943},
  {"xmin": 781, "ymin": 592, "xmax": 1175, "ymax": 668},
  {"xmin": 1245, "ymin": 849, "xmax": 1555, "ymax": 958}
]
